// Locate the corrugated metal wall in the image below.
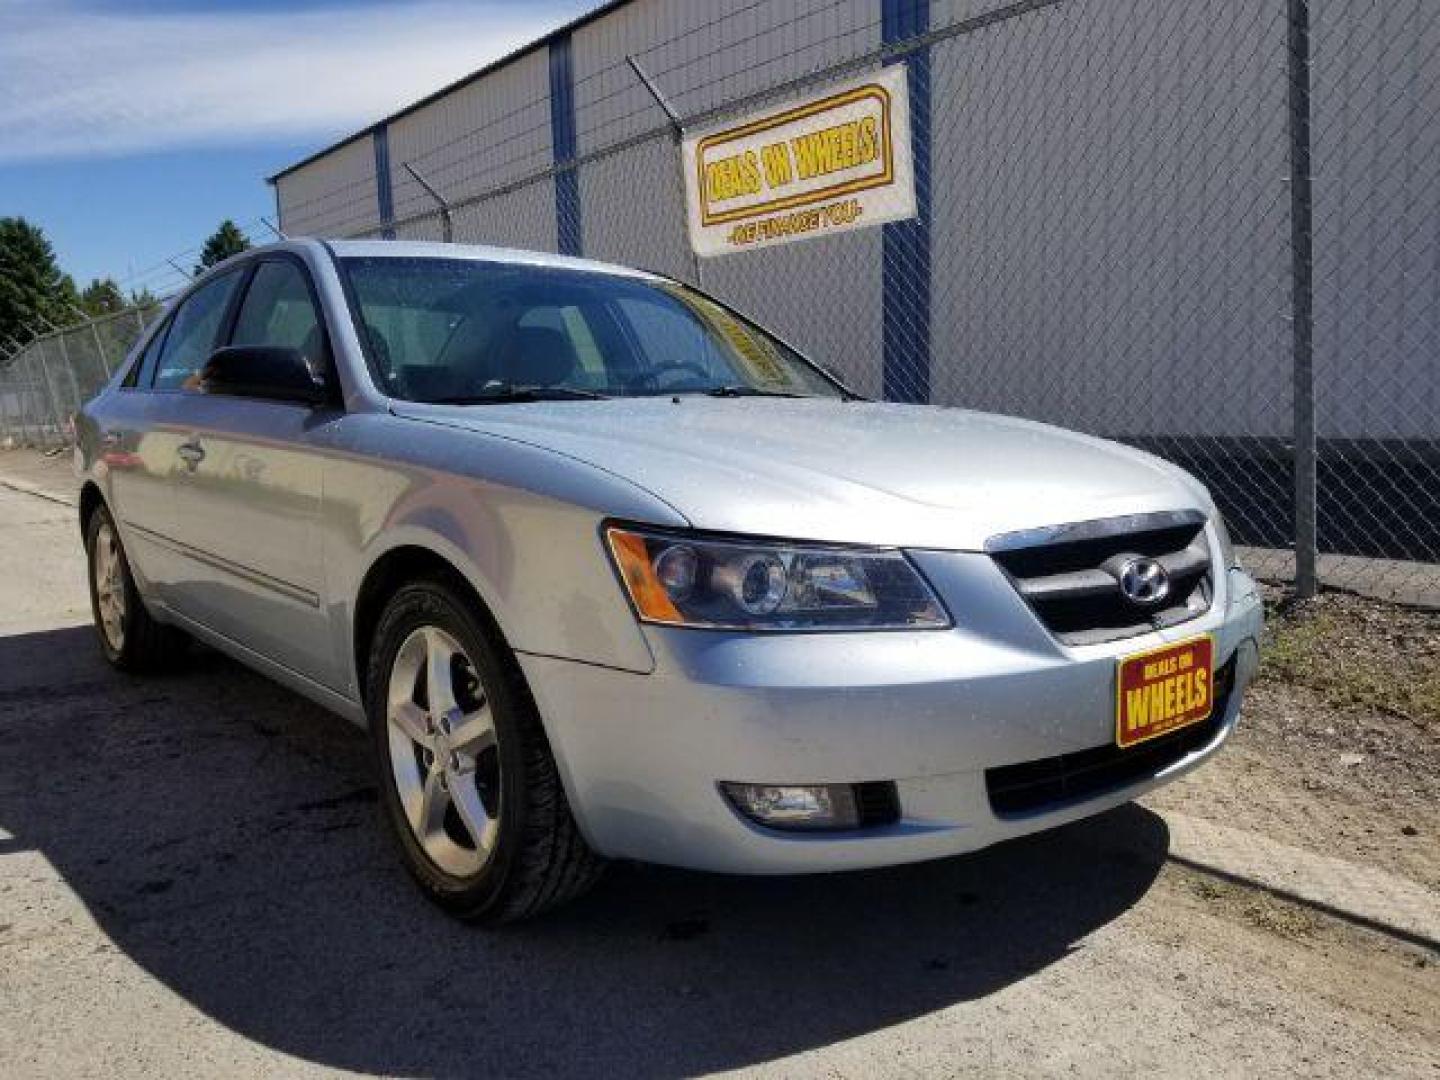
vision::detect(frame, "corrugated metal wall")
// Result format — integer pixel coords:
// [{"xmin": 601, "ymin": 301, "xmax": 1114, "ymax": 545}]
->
[
  {"xmin": 927, "ymin": 0, "xmax": 1290, "ymax": 439},
  {"xmin": 275, "ymin": 136, "xmax": 380, "ymax": 239},
  {"xmin": 1312, "ymin": 0, "xmax": 1440, "ymax": 442},
  {"xmin": 388, "ymin": 49, "xmax": 556, "ymax": 247},
  {"xmin": 271, "ymin": 0, "xmax": 1434, "ymax": 445},
  {"xmin": 568, "ymin": 0, "xmax": 885, "ymax": 394}
]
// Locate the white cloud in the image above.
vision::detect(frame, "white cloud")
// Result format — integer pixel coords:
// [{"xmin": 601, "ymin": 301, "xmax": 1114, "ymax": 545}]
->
[{"xmin": 0, "ymin": 0, "xmax": 582, "ymax": 163}]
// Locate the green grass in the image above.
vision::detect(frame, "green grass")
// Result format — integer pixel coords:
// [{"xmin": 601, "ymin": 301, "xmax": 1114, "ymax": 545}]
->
[{"xmin": 1260, "ymin": 599, "xmax": 1440, "ymax": 726}]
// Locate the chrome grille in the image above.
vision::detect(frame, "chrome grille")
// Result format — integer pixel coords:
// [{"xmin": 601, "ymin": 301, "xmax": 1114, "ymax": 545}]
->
[{"xmin": 987, "ymin": 511, "xmax": 1215, "ymax": 646}]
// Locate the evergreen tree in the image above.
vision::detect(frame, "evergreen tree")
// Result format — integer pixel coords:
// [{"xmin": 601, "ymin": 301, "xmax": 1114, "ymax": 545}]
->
[
  {"xmin": 0, "ymin": 217, "xmax": 69, "ymax": 342},
  {"xmin": 56, "ymin": 273, "xmax": 81, "ymax": 317},
  {"xmin": 194, "ymin": 220, "xmax": 251, "ymax": 275},
  {"xmin": 81, "ymin": 278, "xmax": 127, "ymax": 317}
]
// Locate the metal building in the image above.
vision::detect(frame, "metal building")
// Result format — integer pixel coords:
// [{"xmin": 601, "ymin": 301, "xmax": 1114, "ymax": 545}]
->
[{"xmin": 269, "ymin": 0, "xmax": 1440, "ymax": 596}]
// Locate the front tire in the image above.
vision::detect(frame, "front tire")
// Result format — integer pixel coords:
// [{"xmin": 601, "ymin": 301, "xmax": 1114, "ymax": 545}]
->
[
  {"xmin": 366, "ymin": 577, "xmax": 604, "ymax": 922},
  {"xmin": 85, "ymin": 505, "xmax": 187, "ymax": 673}
]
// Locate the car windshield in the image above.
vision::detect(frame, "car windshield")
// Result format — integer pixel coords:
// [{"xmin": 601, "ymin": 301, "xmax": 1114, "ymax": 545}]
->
[{"xmin": 338, "ymin": 256, "xmax": 846, "ymax": 403}]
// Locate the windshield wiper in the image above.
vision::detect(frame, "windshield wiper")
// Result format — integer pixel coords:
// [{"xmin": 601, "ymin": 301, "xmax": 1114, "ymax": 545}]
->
[
  {"xmin": 428, "ymin": 385, "xmax": 608, "ymax": 404},
  {"xmin": 694, "ymin": 386, "xmax": 807, "ymax": 399}
]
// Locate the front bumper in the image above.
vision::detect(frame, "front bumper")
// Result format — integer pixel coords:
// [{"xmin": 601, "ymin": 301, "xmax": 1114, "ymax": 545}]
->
[{"xmin": 520, "ymin": 554, "xmax": 1264, "ymax": 874}]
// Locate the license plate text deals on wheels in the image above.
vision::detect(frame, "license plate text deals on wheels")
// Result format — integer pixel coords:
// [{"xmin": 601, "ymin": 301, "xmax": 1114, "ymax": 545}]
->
[{"xmin": 1115, "ymin": 635, "xmax": 1215, "ymax": 749}]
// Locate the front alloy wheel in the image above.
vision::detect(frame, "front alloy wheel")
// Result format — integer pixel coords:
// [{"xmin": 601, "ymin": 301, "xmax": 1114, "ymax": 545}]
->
[
  {"xmin": 366, "ymin": 577, "xmax": 604, "ymax": 921},
  {"xmin": 386, "ymin": 626, "xmax": 502, "ymax": 877}
]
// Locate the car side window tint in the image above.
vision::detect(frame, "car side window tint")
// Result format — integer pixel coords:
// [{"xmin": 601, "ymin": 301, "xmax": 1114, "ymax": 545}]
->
[
  {"xmin": 230, "ymin": 261, "xmax": 328, "ymax": 376},
  {"xmin": 151, "ymin": 272, "xmax": 241, "ymax": 390},
  {"xmin": 124, "ymin": 322, "xmax": 169, "ymax": 388}
]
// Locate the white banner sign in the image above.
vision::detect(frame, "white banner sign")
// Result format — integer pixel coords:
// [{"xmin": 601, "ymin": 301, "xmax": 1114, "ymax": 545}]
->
[{"xmin": 682, "ymin": 66, "xmax": 917, "ymax": 257}]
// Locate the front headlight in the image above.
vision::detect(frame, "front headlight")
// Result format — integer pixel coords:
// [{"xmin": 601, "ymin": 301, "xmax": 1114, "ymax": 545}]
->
[
  {"xmin": 1212, "ymin": 512, "xmax": 1239, "ymax": 570},
  {"xmin": 605, "ymin": 525, "xmax": 951, "ymax": 631}
]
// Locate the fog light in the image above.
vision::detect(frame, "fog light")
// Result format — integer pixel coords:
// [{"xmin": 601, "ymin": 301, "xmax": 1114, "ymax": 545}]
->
[{"xmin": 721, "ymin": 782, "xmax": 860, "ymax": 830}]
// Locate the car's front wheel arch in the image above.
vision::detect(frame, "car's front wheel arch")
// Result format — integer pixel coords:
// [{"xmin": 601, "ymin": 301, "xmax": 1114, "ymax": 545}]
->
[
  {"xmin": 78, "ymin": 480, "xmax": 105, "ymax": 540},
  {"xmin": 351, "ymin": 544, "xmax": 509, "ymax": 711},
  {"xmin": 361, "ymin": 565, "xmax": 606, "ymax": 920},
  {"xmin": 349, "ymin": 537, "xmax": 610, "ymax": 861}
]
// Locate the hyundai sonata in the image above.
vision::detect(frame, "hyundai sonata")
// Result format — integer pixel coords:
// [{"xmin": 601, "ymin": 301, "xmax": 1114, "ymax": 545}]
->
[{"xmin": 75, "ymin": 240, "xmax": 1263, "ymax": 922}]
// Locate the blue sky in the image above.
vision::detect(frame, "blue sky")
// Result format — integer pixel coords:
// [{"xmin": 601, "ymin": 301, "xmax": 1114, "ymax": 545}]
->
[{"xmin": 0, "ymin": 0, "xmax": 589, "ymax": 298}]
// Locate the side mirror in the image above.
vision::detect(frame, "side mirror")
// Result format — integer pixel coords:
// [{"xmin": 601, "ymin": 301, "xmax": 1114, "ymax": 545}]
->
[{"xmin": 199, "ymin": 345, "xmax": 328, "ymax": 406}]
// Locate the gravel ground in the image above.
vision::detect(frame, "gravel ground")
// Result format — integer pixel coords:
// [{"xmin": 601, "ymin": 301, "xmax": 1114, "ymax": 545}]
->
[
  {"xmin": 0, "ymin": 450, "xmax": 1436, "ymax": 1078},
  {"xmin": 1148, "ymin": 586, "xmax": 1440, "ymax": 892}
]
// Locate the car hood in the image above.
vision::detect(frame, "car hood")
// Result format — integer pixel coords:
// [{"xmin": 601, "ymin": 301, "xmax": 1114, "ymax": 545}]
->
[{"xmin": 393, "ymin": 397, "xmax": 1210, "ymax": 550}]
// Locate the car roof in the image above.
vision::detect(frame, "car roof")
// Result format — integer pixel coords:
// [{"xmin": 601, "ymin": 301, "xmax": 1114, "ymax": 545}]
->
[
  {"xmin": 321, "ymin": 240, "xmax": 665, "ymax": 282},
  {"xmin": 177, "ymin": 239, "xmax": 672, "ymax": 316}
]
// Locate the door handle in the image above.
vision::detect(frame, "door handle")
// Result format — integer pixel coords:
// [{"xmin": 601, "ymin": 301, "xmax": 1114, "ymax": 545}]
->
[{"xmin": 177, "ymin": 440, "xmax": 206, "ymax": 468}]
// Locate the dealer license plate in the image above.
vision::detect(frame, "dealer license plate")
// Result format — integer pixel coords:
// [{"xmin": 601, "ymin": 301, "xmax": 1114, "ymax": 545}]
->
[{"xmin": 1115, "ymin": 635, "xmax": 1215, "ymax": 749}]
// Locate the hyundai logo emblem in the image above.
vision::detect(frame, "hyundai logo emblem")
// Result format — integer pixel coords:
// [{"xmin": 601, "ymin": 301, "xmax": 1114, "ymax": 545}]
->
[{"xmin": 1116, "ymin": 557, "xmax": 1171, "ymax": 606}]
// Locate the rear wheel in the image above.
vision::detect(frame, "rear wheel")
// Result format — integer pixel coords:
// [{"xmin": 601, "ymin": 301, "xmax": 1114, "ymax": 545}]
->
[
  {"xmin": 366, "ymin": 577, "xmax": 604, "ymax": 922},
  {"xmin": 85, "ymin": 505, "xmax": 187, "ymax": 672}
]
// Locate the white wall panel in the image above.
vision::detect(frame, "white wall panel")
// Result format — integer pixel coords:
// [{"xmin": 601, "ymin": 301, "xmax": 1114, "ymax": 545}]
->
[
  {"xmin": 1312, "ymin": 0, "xmax": 1440, "ymax": 440},
  {"xmin": 928, "ymin": 0, "xmax": 1290, "ymax": 438},
  {"xmin": 276, "ymin": 136, "xmax": 380, "ymax": 239},
  {"xmin": 387, "ymin": 48, "xmax": 553, "ymax": 237},
  {"xmin": 569, "ymin": 0, "xmax": 878, "ymax": 155}
]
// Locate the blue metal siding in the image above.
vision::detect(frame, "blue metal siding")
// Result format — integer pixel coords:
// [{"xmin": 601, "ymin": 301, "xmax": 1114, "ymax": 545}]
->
[
  {"xmin": 881, "ymin": 0, "xmax": 931, "ymax": 404},
  {"xmin": 372, "ymin": 125, "xmax": 396, "ymax": 240},
  {"xmin": 549, "ymin": 34, "xmax": 582, "ymax": 255}
]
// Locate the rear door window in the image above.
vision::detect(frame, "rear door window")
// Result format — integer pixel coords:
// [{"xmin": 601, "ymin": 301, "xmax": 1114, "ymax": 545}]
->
[{"xmin": 151, "ymin": 271, "xmax": 241, "ymax": 390}]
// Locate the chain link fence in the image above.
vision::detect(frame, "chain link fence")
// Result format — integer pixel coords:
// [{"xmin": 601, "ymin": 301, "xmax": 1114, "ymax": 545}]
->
[
  {"xmin": 4, "ymin": 0, "xmax": 1437, "ymax": 605},
  {"xmin": 0, "ymin": 304, "xmax": 162, "ymax": 452}
]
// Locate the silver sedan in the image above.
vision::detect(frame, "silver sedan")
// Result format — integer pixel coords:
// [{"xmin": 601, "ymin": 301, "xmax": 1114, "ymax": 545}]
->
[{"xmin": 75, "ymin": 240, "xmax": 1264, "ymax": 922}]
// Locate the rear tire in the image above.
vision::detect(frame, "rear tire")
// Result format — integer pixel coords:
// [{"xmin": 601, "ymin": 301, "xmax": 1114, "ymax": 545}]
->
[
  {"xmin": 366, "ymin": 576, "xmax": 605, "ymax": 922},
  {"xmin": 85, "ymin": 504, "xmax": 187, "ymax": 673}
]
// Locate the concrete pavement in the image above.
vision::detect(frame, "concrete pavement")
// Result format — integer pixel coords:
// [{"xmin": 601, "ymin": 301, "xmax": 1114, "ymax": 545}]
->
[{"xmin": 0, "ymin": 464, "xmax": 1435, "ymax": 1078}]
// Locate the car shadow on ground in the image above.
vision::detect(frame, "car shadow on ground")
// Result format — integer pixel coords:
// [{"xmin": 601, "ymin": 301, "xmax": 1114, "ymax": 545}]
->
[{"xmin": 0, "ymin": 623, "xmax": 1170, "ymax": 1078}]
